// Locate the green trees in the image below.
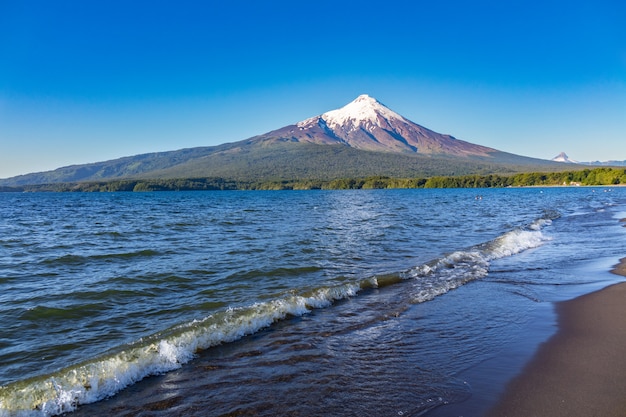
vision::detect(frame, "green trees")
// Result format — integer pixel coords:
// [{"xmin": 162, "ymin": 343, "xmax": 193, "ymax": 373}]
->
[{"xmin": 4, "ymin": 167, "xmax": 626, "ymax": 193}]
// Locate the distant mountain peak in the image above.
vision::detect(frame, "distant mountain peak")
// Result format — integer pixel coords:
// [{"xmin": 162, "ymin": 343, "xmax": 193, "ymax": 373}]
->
[{"xmin": 552, "ymin": 152, "xmax": 578, "ymax": 163}]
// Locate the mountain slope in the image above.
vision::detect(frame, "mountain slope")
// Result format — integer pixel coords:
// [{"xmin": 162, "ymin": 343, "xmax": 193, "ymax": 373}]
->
[
  {"xmin": 143, "ymin": 142, "xmax": 548, "ymax": 182},
  {"xmin": 1, "ymin": 95, "xmax": 566, "ymax": 186}
]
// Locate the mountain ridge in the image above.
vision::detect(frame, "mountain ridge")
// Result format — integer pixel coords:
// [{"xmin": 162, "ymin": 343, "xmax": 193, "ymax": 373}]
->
[
  {"xmin": 552, "ymin": 152, "xmax": 626, "ymax": 166},
  {"xmin": 1, "ymin": 95, "xmax": 568, "ymax": 186}
]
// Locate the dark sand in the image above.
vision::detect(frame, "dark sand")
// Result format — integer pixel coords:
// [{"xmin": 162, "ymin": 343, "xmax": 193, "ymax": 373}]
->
[{"xmin": 487, "ymin": 257, "xmax": 626, "ymax": 417}]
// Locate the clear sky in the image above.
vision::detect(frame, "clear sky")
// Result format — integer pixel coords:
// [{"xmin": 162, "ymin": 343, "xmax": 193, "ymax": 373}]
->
[{"xmin": 1, "ymin": 0, "xmax": 625, "ymax": 179}]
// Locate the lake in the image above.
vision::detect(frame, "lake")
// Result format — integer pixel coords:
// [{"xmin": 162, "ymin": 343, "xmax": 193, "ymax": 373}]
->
[{"xmin": 1, "ymin": 187, "xmax": 625, "ymax": 416}]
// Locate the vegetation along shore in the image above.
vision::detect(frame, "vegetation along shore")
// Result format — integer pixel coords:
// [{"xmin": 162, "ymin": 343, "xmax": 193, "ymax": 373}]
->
[{"xmin": 1, "ymin": 167, "xmax": 625, "ymax": 193}]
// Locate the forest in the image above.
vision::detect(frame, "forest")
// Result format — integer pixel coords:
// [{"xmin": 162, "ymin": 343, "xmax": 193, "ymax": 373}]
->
[{"xmin": 2, "ymin": 167, "xmax": 626, "ymax": 192}]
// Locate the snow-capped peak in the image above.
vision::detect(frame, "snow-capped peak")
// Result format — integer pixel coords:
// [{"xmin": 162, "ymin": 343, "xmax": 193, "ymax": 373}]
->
[
  {"xmin": 320, "ymin": 94, "xmax": 406, "ymax": 130},
  {"xmin": 266, "ymin": 94, "xmax": 496, "ymax": 157},
  {"xmin": 552, "ymin": 152, "xmax": 578, "ymax": 163}
]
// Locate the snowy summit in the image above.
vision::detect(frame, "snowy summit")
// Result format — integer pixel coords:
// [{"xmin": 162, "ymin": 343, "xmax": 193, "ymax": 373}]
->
[
  {"xmin": 320, "ymin": 94, "xmax": 406, "ymax": 131},
  {"xmin": 296, "ymin": 94, "xmax": 405, "ymax": 131}
]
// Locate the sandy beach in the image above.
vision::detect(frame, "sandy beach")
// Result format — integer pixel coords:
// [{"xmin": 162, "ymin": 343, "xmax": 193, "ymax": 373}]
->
[{"xmin": 487, "ymin": 257, "xmax": 626, "ymax": 417}]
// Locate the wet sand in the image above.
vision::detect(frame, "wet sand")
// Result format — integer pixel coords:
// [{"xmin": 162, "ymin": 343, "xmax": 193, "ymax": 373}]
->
[{"xmin": 487, "ymin": 257, "xmax": 626, "ymax": 417}]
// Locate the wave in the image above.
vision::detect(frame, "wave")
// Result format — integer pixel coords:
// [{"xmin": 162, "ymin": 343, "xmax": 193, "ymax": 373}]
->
[
  {"xmin": 18, "ymin": 304, "xmax": 107, "ymax": 322},
  {"xmin": 0, "ymin": 216, "xmax": 554, "ymax": 417},
  {"xmin": 405, "ymin": 216, "xmax": 554, "ymax": 303},
  {"xmin": 0, "ymin": 283, "xmax": 367, "ymax": 417},
  {"xmin": 41, "ymin": 250, "xmax": 161, "ymax": 266}
]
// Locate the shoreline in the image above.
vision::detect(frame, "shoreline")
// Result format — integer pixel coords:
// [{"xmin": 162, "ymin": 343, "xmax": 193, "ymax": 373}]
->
[{"xmin": 486, "ymin": 257, "xmax": 626, "ymax": 416}]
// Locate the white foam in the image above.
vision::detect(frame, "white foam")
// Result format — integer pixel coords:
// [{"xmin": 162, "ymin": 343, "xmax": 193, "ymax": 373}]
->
[{"xmin": 486, "ymin": 228, "xmax": 547, "ymax": 260}]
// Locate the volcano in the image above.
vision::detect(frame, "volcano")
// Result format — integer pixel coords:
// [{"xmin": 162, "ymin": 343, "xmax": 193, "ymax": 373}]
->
[{"xmin": 0, "ymin": 94, "xmax": 563, "ymax": 187}]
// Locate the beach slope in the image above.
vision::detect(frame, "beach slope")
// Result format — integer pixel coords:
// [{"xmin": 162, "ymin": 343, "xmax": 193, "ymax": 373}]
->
[{"xmin": 487, "ymin": 258, "xmax": 626, "ymax": 417}]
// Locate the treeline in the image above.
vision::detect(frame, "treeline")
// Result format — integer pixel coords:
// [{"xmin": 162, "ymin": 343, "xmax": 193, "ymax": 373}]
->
[
  {"xmin": 12, "ymin": 178, "xmax": 242, "ymax": 192},
  {"xmin": 3, "ymin": 168, "xmax": 626, "ymax": 192}
]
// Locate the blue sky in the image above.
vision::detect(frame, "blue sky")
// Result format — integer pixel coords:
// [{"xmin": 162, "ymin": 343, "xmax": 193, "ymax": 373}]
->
[{"xmin": 1, "ymin": 0, "xmax": 624, "ymax": 178}]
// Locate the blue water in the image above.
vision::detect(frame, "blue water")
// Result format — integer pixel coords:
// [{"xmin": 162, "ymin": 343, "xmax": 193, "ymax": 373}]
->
[{"xmin": 1, "ymin": 188, "xmax": 625, "ymax": 416}]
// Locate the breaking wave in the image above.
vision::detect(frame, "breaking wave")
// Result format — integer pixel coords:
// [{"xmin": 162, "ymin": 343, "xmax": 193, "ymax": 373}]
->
[
  {"xmin": 405, "ymin": 216, "xmax": 554, "ymax": 303},
  {"xmin": 0, "ymin": 215, "xmax": 554, "ymax": 417}
]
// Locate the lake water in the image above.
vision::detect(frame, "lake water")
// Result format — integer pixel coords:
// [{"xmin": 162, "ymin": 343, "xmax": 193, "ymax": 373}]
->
[{"xmin": 1, "ymin": 188, "xmax": 625, "ymax": 416}]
